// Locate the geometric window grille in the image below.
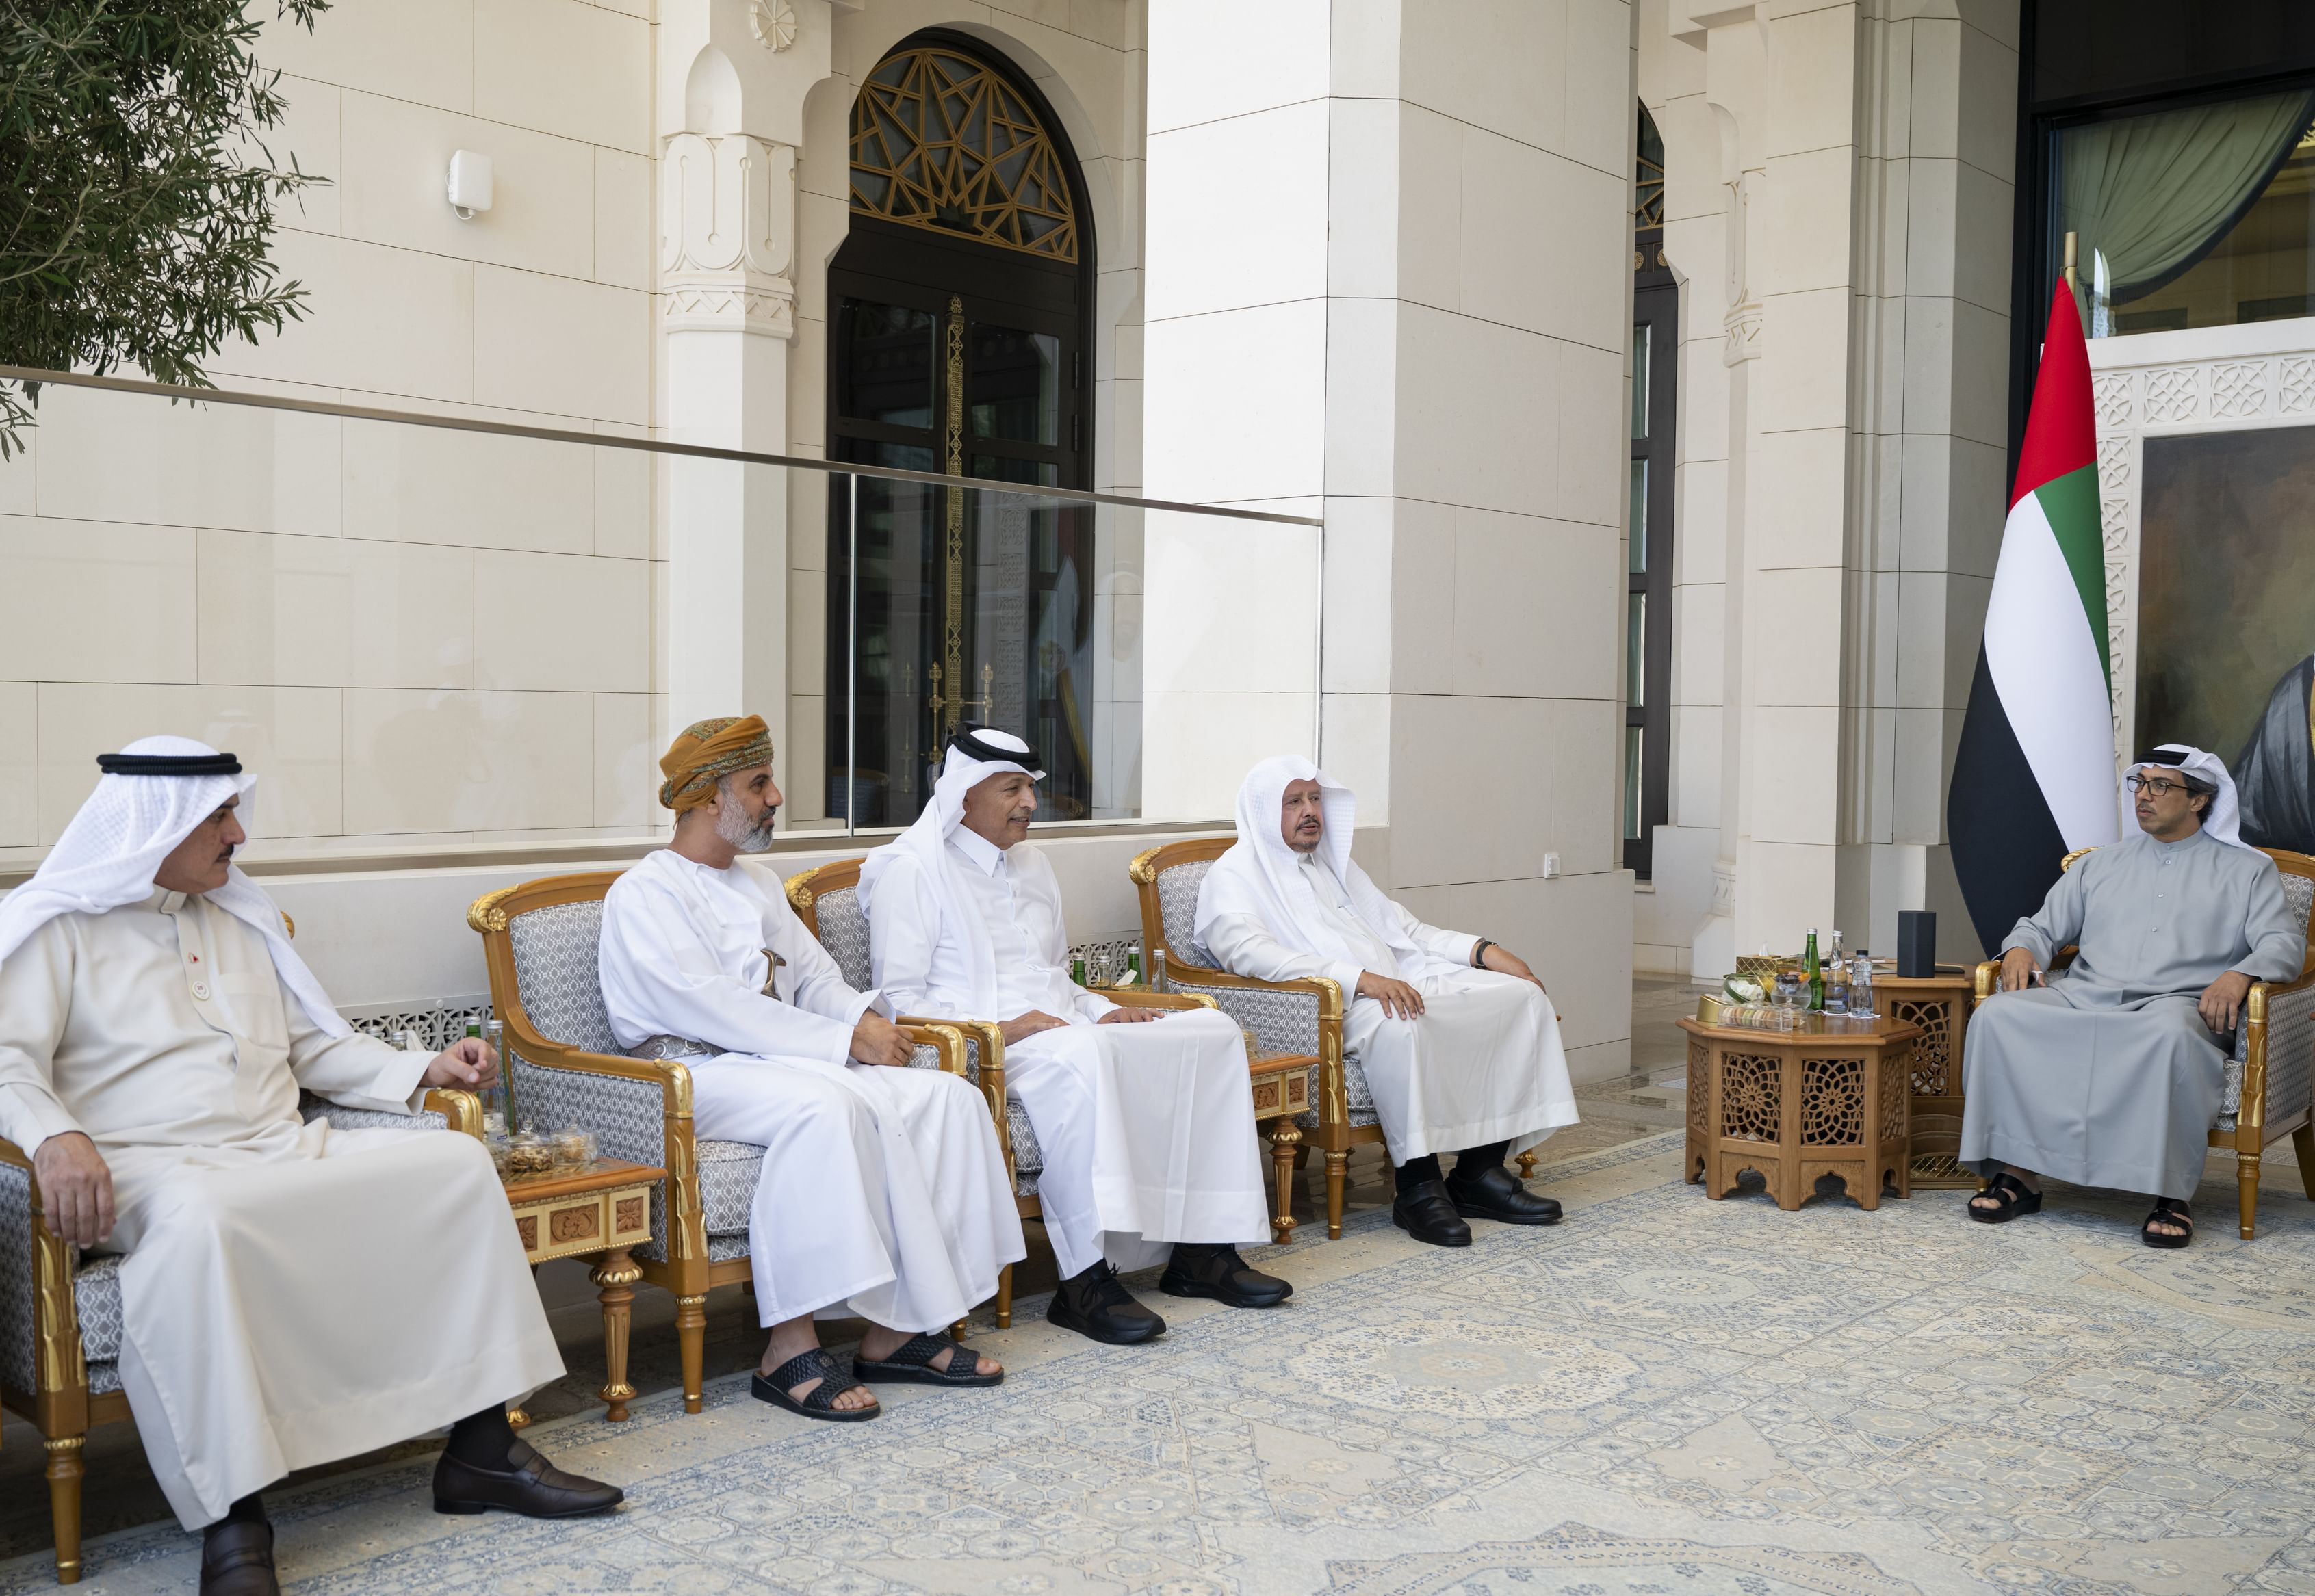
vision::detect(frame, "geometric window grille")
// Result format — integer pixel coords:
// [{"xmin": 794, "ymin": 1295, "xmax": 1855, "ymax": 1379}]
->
[
  {"xmin": 1636, "ymin": 103, "xmax": 1665, "ymax": 231},
  {"xmin": 850, "ymin": 46, "xmax": 1079, "ymax": 263}
]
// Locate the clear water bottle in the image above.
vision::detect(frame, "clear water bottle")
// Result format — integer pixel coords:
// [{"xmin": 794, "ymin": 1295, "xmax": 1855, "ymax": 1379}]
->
[
  {"xmin": 1848, "ymin": 952, "xmax": 1875, "ymax": 1019},
  {"xmin": 1823, "ymin": 941, "xmax": 1849, "ymax": 1015}
]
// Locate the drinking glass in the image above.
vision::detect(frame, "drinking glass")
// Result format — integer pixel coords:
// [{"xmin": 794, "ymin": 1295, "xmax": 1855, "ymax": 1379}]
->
[{"xmin": 1772, "ymin": 971, "xmax": 1802, "ymax": 1011}]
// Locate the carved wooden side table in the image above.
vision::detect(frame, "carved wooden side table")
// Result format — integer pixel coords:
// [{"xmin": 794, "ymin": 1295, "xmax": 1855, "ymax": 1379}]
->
[
  {"xmin": 1868, "ymin": 967, "xmax": 1978, "ymax": 1185},
  {"xmin": 500, "ymin": 1157, "xmax": 663, "ymax": 1422},
  {"xmin": 1679, "ymin": 1014, "xmax": 1920, "ymax": 1212},
  {"xmin": 1247, "ymin": 1045, "xmax": 1317, "ymax": 1244}
]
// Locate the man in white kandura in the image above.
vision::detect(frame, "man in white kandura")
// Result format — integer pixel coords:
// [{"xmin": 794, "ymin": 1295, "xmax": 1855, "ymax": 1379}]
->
[
  {"xmin": 1963, "ymin": 744, "xmax": 2305, "ymax": 1247},
  {"xmin": 0, "ymin": 739, "xmax": 619, "ymax": 1596},
  {"xmin": 863, "ymin": 728, "xmax": 1288, "ymax": 1345},
  {"xmin": 1196, "ymin": 756, "xmax": 1580, "ymax": 1247},
  {"xmin": 599, "ymin": 717, "xmax": 1023, "ymax": 1420}
]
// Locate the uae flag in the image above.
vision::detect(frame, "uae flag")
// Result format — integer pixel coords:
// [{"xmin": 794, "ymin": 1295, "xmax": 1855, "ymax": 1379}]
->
[{"xmin": 1949, "ymin": 278, "xmax": 2118, "ymax": 955}]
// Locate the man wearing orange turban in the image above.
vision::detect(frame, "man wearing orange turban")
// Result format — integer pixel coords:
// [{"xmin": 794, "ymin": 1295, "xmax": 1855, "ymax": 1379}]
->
[{"xmin": 597, "ymin": 718, "xmax": 1024, "ymax": 1421}]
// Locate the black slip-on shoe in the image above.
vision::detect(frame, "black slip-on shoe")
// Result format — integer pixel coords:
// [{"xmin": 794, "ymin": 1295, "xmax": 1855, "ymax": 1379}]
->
[
  {"xmin": 1159, "ymin": 1242, "xmax": 1293, "ymax": 1307},
  {"xmin": 1447, "ymin": 1162, "xmax": 1564, "ymax": 1225},
  {"xmin": 1391, "ymin": 1179, "xmax": 1473, "ymax": 1246},
  {"xmin": 200, "ymin": 1519, "xmax": 278, "ymax": 1596},
  {"xmin": 433, "ymin": 1438, "xmax": 625, "ymax": 1517},
  {"xmin": 1048, "ymin": 1259, "xmax": 1167, "ymax": 1344}
]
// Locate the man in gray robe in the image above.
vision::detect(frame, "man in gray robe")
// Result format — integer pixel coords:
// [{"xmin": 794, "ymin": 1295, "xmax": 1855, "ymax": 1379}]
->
[{"xmin": 1961, "ymin": 744, "xmax": 2304, "ymax": 1246}]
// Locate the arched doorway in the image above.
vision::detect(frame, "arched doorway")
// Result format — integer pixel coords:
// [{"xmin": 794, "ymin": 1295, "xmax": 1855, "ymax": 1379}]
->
[{"xmin": 827, "ymin": 32, "xmax": 1097, "ymax": 826}]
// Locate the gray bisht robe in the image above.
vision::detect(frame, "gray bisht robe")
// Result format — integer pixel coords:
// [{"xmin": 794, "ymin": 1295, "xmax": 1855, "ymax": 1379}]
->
[{"xmin": 1961, "ymin": 828, "xmax": 2305, "ymax": 1199}]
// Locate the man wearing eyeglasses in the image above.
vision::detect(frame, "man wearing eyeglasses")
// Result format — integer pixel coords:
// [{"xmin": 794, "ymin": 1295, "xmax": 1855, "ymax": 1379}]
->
[{"xmin": 1960, "ymin": 745, "xmax": 2304, "ymax": 1248}]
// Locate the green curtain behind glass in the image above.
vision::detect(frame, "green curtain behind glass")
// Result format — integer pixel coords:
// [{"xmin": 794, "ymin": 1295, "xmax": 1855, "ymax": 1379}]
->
[{"xmin": 2058, "ymin": 89, "xmax": 2315, "ymax": 306}]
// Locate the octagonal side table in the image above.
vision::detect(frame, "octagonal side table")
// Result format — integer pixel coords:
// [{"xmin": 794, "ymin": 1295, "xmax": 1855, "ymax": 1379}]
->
[{"xmin": 1678, "ymin": 1012, "xmax": 1922, "ymax": 1211}]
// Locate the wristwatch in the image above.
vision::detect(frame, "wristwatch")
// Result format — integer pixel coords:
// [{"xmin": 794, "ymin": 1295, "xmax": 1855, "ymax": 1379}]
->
[{"xmin": 1471, "ymin": 937, "xmax": 1496, "ymax": 967}]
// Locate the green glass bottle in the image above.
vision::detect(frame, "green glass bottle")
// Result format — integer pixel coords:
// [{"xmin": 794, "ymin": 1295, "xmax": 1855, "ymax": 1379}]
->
[
  {"xmin": 1803, "ymin": 930, "xmax": 1824, "ymax": 1012},
  {"xmin": 1126, "ymin": 950, "xmax": 1142, "ymax": 985},
  {"xmin": 1070, "ymin": 954, "xmax": 1087, "ymax": 986}
]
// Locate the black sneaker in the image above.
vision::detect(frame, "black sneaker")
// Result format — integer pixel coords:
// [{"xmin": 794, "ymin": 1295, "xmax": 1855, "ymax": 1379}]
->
[
  {"xmin": 1047, "ymin": 1259, "xmax": 1167, "ymax": 1344},
  {"xmin": 1159, "ymin": 1242, "xmax": 1292, "ymax": 1307}
]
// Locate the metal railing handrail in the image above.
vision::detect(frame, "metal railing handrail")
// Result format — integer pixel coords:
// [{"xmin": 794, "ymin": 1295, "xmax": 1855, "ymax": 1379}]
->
[{"xmin": 0, "ymin": 364, "xmax": 1324, "ymax": 528}]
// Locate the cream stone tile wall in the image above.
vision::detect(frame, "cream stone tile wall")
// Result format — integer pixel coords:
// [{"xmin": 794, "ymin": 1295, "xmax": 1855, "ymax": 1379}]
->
[
  {"xmin": 1143, "ymin": 0, "xmax": 1638, "ymax": 1082},
  {"xmin": 0, "ymin": 0, "xmax": 664, "ymax": 868},
  {"xmin": 1635, "ymin": 0, "xmax": 2017, "ymax": 976}
]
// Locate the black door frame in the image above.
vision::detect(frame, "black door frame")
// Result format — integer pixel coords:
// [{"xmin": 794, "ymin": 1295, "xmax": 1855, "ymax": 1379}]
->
[{"xmin": 1628, "ymin": 231, "xmax": 1678, "ymax": 879}]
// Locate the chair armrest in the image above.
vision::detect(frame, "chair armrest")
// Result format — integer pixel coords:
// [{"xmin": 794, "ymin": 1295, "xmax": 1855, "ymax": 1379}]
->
[
  {"xmin": 424, "ymin": 1088, "xmax": 486, "ymax": 1139},
  {"xmin": 1102, "ymin": 991, "xmax": 1219, "ymax": 1012},
  {"xmin": 0, "ymin": 1135, "xmax": 83, "ymax": 1407},
  {"xmin": 2240, "ymin": 969, "xmax": 2315, "ymax": 1136},
  {"xmin": 895, "ymin": 1022, "xmax": 969, "ymax": 1078},
  {"xmin": 1971, "ymin": 960, "xmax": 1998, "ymax": 1004}
]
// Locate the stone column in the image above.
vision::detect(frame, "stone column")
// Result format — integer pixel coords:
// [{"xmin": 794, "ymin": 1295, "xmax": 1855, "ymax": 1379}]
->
[
  {"xmin": 656, "ymin": 1, "xmax": 833, "ymax": 787},
  {"xmin": 1144, "ymin": 1, "xmax": 1638, "ymax": 1082}
]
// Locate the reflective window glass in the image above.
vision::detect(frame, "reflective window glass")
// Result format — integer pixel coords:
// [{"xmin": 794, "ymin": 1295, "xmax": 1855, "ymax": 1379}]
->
[
  {"xmin": 970, "ymin": 324, "xmax": 1059, "ymax": 444},
  {"xmin": 1627, "ymin": 594, "xmax": 1646, "ymax": 708},
  {"xmin": 1631, "ymin": 323, "xmax": 1651, "ymax": 438},
  {"xmin": 1624, "ymin": 727, "xmax": 1644, "ymax": 841},
  {"xmin": 1629, "ymin": 460, "xmax": 1648, "ymax": 573},
  {"xmin": 838, "ymin": 300, "xmax": 937, "ymax": 426}
]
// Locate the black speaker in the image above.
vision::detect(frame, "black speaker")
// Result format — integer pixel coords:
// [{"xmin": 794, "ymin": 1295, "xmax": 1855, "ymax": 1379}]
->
[{"xmin": 1896, "ymin": 911, "xmax": 1936, "ymax": 978}]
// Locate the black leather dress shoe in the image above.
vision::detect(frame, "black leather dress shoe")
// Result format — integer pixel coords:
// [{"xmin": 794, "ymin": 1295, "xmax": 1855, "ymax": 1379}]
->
[
  {"xmin": 1447, "ymin": 1163, "xmax": 1564, "ymax": 1225},
  {"xmin": 1391, "ymin": 1179, "xmax": 1473, "ymax": 1246},
  {"xmin": 433, "ymin": 1439, "xmax": 625, "ymax": 1517},
  {"xmin": 1159, "ymin": 1242, "xmax": 1293, "ymax": 1307},
  {"xmin": 201, "ymin": 1519, "xmax": 278, "ymax": 1596},
  {"xmin": 1048, "ymin": 1259, "xmax": 1167, "ymax": 1344}
]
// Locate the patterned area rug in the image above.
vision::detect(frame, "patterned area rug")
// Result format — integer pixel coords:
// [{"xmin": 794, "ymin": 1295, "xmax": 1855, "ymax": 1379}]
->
[{"xmin": 8, "ymin": 1131, "xmax": 2314, "ymax": 1595}]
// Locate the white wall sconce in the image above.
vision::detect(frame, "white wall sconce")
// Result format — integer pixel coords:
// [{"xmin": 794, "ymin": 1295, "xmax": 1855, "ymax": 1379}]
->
[{"xmin": 447, "ymin": 151, "xmax": 493, "ymax": 220}]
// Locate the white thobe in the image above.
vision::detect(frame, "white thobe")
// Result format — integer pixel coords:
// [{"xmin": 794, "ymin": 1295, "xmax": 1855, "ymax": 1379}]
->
[
  {"xmin": 598, "ymin": 848, "xmax": 1022, "ymax": 1330},
  {"xmin": 0, "ymin": 891, "xmax": 561, "ymax": 1530},
  {"xmin": 1202, "ymin": 854, "xmax": 1579, "ymax": 1164},
  {"xmin": 868, "ymin": 830, "xmax": 1269, "ymax": 1278}
]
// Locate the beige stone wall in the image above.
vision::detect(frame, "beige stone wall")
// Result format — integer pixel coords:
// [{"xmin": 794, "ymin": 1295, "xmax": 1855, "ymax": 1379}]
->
[{"xmin": 1635, "ymin": 0, "xmax": 2018, "ymax": 977}]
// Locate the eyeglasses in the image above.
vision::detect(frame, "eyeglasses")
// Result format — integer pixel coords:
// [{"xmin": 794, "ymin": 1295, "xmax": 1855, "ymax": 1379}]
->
[{"xmin": 2124, "ymin": 774, "xmax": 2188, "ymax": 796}]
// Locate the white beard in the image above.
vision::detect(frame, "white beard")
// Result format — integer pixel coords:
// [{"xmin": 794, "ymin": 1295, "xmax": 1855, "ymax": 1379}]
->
[{"xmin": 714, "ymin": 789, "xmax": 777, "ymax": 853}]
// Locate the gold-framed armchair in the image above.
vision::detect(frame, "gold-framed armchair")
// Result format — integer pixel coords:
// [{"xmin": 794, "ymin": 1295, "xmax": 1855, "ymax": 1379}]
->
[
  {"xmin": 1, "ymin": 1088, "xmax": 483, "ymax": 1586},
  {"xmin": 1129, "ymin": 838, "xmax": 1404, "ymax": 1240},
  {"xmin": 786, "ymin": 856, "xmax": 1219, "ymax": 1327},
  {"xmin": 1969, "ymin": 844, "xmax": 2315, "ymax": 1238},
  {"xmin": 467, "ymin": 872, "xmax": 972, "ymax": 1411}
]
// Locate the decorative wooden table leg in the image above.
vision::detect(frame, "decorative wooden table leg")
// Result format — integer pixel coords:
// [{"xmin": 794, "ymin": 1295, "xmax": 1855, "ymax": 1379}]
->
[
  {"xmin": 677, "ymin": 1293, "xmax": 708, "ymax": 1414},
  {"xmin": 1517, "ymin": 1149, "xmax": 1538, "ymax": 1180},
  {"xmin": 592, "ymin": 1246, "xmax": 641, "ymax": 1422},
  {"xmin": 507, "ymin": 1404, "xmax": 530, "ymax": 1430},
  {"xmin": 1324, "ymin": 1149, "xmax": 1349, "ymax": 1240},
  {"xmin": 1267, "ymin": 1120, "xmax": 1302, "ymax": 1245}
]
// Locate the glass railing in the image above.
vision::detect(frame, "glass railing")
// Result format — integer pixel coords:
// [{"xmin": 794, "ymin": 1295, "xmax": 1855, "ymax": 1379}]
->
[{"xmin": 0, "ymin": 367, "xmax": 1321, "ymax": 867}]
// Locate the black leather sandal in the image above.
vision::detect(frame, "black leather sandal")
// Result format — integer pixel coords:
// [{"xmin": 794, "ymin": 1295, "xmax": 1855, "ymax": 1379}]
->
[
  {"xmin": 853, "ymin": 1331, "xmax": 1003, "ymax": 1387},
  {"xmin": 751, "ymin": 1347, "xmax": 881, "ymax": 1421},
  {"xmin": 2142, "ymin": 1197, "xmax": 2194, "ymax": 1249},
  {"xmin": 1966, "ymin": 1171, "xmax": 2043, "ymax": 1224}
]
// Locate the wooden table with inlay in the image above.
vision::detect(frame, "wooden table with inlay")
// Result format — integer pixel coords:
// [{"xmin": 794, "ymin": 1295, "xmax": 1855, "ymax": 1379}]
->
[
  {"xmin": 1247, "ymin": 1045, "xmax": 1318, "ymax": 1245},
  {"xmin": 1679, "ymin": 1012, "xmax": 1921, "ymax": 1212},
  {"xmin": 498, "ymin": 1157, "xmax": 664, "ymax": 1422}
]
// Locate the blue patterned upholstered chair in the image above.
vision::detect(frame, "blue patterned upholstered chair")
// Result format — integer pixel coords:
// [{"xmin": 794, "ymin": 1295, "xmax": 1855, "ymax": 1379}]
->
[
  {"xmin": 3, "ymin": 1065, "xmax": 480, "ymax": 1586},
  {"xmin": 1968, "ymin": 844, "xmax": 2315, "ymax": 1239},
  {"xmin": 785, "ymin": 856, "xmax": 1223, "ymax": 1326},
  {"xmin": 468, "ymin": 869, "xmax": 974, "ymax": 1410},
  {"xmin": 1130, "ymin": 837, "xmax": 1414, "ymax": 1242}
]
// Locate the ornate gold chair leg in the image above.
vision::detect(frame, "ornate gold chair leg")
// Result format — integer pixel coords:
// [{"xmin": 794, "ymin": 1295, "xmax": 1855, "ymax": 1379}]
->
[
  {"xmin": 46, "ymin": 1435, "xmax": 85, "ymax": 1586},
  {"xmin": 2294, "ymin": 1123, "xmax": 2315, "ymax": 1200},
  {"xmin": 1268, "ymin": 1121, "xmax": 1302, "ymax": 1246},
  {"xmin": 2238, "ymin": 1149, "xmax": 2261, "ymax": 1239},
  {"xmin": 1517, "ymin": 1149, "xmax": 1537, "ymax": 1180},
  {"xmin": 950, "ymin": 1318, "xmax": 968, "ymax": 1341},
  {"xmin": 591, "ymin": 1247, "xmax": 641, "ymax": 1422},
  {"xmin": 677, "ymin": 1294, "xmax": 708, "ymax": 1414},
  {"xmin": 995, "ymin": 1263, "xmax": 1014, "ymax": 1329},
  {"xmin": 1325, "ymin": 1149, "xmax": 1348, "ymax": 1240}
]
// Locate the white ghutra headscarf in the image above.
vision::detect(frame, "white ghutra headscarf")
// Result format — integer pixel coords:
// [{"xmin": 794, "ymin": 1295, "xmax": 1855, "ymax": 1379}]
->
[
  {"xmin": 2145, "ymin": 743, "xmax": 2258, "ymax": 854},
  {"xmin": 857, "ymin": 729, "xmax": 1044, "ymax": 1014},
  {"xmin": 0, "ymin": 735, "xmax": 351, "ymax": 1036},
  {"xmin": 1193, "ymin": 755, "xmax": 1437, "ymax": 978}
]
